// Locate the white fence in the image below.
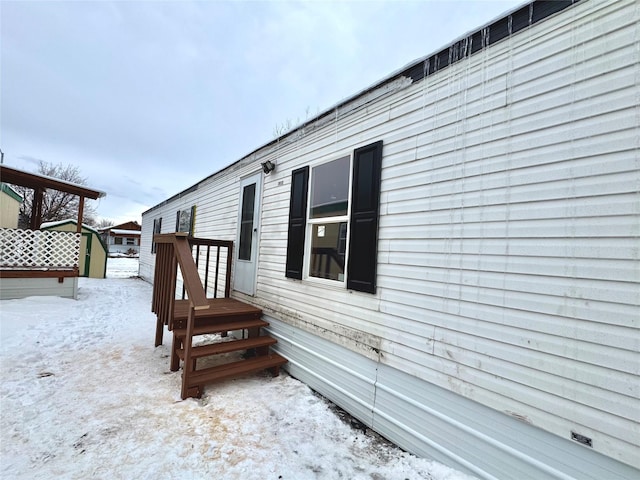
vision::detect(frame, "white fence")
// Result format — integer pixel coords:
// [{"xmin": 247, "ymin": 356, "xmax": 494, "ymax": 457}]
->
[{"xmin": 0, "ymin": 228, "xmax": 80, "ymax": 269}]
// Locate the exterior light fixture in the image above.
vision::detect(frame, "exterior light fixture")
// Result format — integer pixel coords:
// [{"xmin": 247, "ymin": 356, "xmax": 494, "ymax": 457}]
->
[{"xmin": 261, "ymin": 160, "xmax": 276, "ymax": 174}]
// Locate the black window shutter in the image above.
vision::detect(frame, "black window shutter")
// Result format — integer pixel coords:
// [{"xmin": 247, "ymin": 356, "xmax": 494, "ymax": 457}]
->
[
  {"xmin": 190, "ymin": 205, "xmax": 196, "ymax": 236},
  {"xmin": 347, "ymin": 140, "xmax": 383, "ymax": 293},
  {"xmin": 151, "ymin": 219, "xmax": 157, "ymax": 254},
  {"xmin": 151, "ymin": 217, "xmax": 162, "ymax": 254},
  {"xmin": 285, "ymin": 166, "xmax": 309, "ymax": 279}
]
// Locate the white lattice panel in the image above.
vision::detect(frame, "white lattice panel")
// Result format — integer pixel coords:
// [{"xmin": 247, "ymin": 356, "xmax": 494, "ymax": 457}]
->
[{"xmin": 0, "ymin": 228, "xmax": 80, "ymax": 268}]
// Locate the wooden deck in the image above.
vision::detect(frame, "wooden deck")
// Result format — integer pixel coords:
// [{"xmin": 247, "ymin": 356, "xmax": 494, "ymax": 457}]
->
[
  {"xmin": 169, "ymin": 297, "xmax": 270, "ymax": 372},
  {"xmin": 173, "ymin": 317, "xmax": 269, "ymax": 338},
  {"xmin": 152, "ymin": 234, "xmax": 287, "ymax": 398},
  {"xmin": 172, "ymin": 298, "xmax": 262, "ymax": 324},
  {"xmin": 0, "ymin": 267, "xmax": 78, "ymax": 278}
]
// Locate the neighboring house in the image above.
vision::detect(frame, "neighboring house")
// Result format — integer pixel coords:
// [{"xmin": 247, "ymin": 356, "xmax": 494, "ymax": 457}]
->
[
  {"xmin": 140, "ymin": 2, "xmax": 639, "ymax": 479},
  {"xmin": 99, "ymin": 221, "xmax": 141, "ymax": 256},
  {"xmin": 0, "ymin": 183, "xmax": 23, "ymax": 228},
  {"xmin": 42, "ymin": 220, "xmax": 108, "ymax": 279}
]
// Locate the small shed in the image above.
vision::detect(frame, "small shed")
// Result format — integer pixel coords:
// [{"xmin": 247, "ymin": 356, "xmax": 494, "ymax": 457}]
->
[
  {"xmin": 41, "ymin": 220, "xmax": 108, "ymax": 278},
  {"xmin": 0, "ymin": 183, "xmax": 23, "ymax": 228}
]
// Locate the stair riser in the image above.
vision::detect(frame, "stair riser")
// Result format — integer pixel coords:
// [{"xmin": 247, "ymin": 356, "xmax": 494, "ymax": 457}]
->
[
  {"xmin": 176, "ymin": 337, "xmax": 278, "ymax": 359},
  {"xmin": 173, "ymin": 320, "xmax": 269, "ymax": 338},
  {"xmin": 186, "ymin": 354, "xmax": 288, "ymax": 390},
  {"xmin": 173, "ymin": 314, "xmax": 261, "ymax": 331}
]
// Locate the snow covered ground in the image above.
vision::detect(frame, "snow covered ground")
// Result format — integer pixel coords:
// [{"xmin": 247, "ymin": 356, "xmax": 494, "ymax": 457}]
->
[{"xmin": 0, "ymin": 257, "xmax": 475, "ymax": 480}]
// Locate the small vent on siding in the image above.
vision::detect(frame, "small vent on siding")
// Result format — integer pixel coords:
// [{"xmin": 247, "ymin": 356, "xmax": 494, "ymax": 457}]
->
[{"xmin": 571, "ymin": 431, "xmax": 593, "ymax": 448}]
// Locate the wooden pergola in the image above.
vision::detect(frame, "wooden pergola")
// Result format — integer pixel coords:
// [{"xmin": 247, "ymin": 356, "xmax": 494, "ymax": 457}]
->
[{"xmin": 0, "ymin": 164, "xmax": 106, "ymax": 232}]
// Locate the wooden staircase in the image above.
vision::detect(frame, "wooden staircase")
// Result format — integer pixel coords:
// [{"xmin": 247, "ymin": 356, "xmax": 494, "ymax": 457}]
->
[{"xmin": 152, "ymin": 233, "xmax": 287, "ymax": 399}]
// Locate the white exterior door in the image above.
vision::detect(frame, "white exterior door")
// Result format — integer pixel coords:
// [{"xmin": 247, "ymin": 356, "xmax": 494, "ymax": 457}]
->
[{"xmin": 234, "ymin": 172, "xmax": 262, "ymax": 295}]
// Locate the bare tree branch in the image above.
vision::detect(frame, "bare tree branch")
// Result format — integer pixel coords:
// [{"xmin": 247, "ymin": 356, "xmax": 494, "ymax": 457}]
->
[{"xmin": 14, "ymin": 161, "xmax": 98, "ymax": 228}]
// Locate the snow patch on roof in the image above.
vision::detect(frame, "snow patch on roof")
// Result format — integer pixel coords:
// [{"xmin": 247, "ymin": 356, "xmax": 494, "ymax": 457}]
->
[
  {"xmin": 40, "ymin": 219, "xmax": 100, "ymax": 234},
  {"xmin": 109, "ymin": 229, "xmax": 141, "ymax": 236}
]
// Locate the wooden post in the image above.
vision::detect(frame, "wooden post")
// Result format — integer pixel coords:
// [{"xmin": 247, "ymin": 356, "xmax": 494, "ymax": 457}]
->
[
  {"xmin": 181, "ymin": 304, "xmax": 195, "ymax": 400},
  {"xmin": 154, "ymin": 243, "xmax": 166, "ymax": 347},
  {"xmin": 31, "ymin": 188, "xmax": 44, "ymax": 229},
  {"xmin": 213, "ymin": 246, "xmax": 220, "ymax": 298},
  {"xmin": 225, "ymin": 243, "xmax": 233, "ymax": 298},
  {"xmin": 76, "ymin": 196, "xmax": 85, "ymax": 233},
  {"xmin": 170, "ymin": 334, "xmax": 181, "ymax": 372},
  {"xmin": 204, "ymin": 246, "xmax": 211, "ymax": 295}
]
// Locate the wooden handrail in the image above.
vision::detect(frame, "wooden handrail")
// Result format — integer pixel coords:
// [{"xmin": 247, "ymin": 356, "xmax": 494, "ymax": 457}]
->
[
  {"xmin": 152, "ymin": 241, "xmax": 177, "ymax": 346},
  {"xmin": 154, "ymin": 234, "xmax": 232, "ymax": 248},
  {"xmin": 153, "ymin": 233, "xmax": 211, "ymax": 398},
  {"xmin": 154, "ymin": 233, "xmax": 209, "ymax": 310},
  {"xmin": 188, "ymin": 237, "xmax": 233, "ymax": 299},
  {"xmin": 188, "ymin": 237, "xmax": 234, "ymax": 248},
  {"xmin": 152, "ymin": 232, "xmax": 234, "ymax": 353}
]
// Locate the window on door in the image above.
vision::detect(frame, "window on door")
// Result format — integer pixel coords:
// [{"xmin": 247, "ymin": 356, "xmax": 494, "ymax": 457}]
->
[{"xmin": 238, "ymin": 183, "xmax": 256, "ymax": 261}]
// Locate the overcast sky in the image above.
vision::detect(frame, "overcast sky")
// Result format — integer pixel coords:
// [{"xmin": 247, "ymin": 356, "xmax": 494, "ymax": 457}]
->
[{"xmin": 1, "ymin": 0, "xmax": 522, "ymax": 225}]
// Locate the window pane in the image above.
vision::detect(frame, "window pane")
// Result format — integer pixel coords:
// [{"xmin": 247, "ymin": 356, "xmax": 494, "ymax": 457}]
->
[
  {"xmin": 309, "ymin": 222, "xmax": 346, "ymax": 281},
  {"xmin": 177, "ymin": 208, "xmax": 193, "ymax": 233},
  {"xmin": 239, "ymin": 183, "xmax": 256, "ymax": 261},
  {"xmin": 152, "ymin": 218, "xmax": 162, "ymax": 254},
  {"xmin": 310, "ymin": 156, "xmax": 349, "ymax": 218}
]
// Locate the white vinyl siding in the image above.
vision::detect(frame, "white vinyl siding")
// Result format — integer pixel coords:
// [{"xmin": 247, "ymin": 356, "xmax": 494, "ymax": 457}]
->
[
  {"xmin": 141, "ymin": 0, "xmax": 639, "ymax": 474},
  {"xmin": 0, "ymin": 277, "xmax": 78, "ymax": 300}
]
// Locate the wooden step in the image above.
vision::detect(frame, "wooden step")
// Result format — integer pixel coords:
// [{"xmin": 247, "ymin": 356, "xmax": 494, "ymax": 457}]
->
[
  {"xmin": 187, "ymin": 353, "xmax": 288, "ymax": 388},
  {"xmin": 176, "ymin": 336, "xmax": 277, "ymax": 360},
  {"xmin": 173, "ymin": 298, "xmax": 262, "ymax": 322},
  {"xmin": 173, "ymin": 318, "xmax": 269, "ymax": 338}
]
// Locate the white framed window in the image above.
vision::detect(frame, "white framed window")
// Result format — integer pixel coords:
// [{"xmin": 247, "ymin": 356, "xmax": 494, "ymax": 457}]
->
[
  {"xmin": 305, "ymin": 155, "xmax": 351, "ymax": 284},
  {"xmin": 286, "ymin": 140, "xmax": 383, "ymax": 293}
]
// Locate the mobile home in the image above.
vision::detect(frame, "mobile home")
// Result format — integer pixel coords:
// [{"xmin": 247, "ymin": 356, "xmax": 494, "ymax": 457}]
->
[
  {"xmin": 99, "ymin": 221, "xmax": 142, "ymax": 257},
  {"xmin": 141, "ymin": 1, "xmax": 639, "ymax": 478}
]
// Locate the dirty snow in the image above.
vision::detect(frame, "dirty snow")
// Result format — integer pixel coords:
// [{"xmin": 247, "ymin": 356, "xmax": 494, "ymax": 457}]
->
[{"xmin": 0, "ymin": 257, "xmax": 475, "ymax": 480}]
